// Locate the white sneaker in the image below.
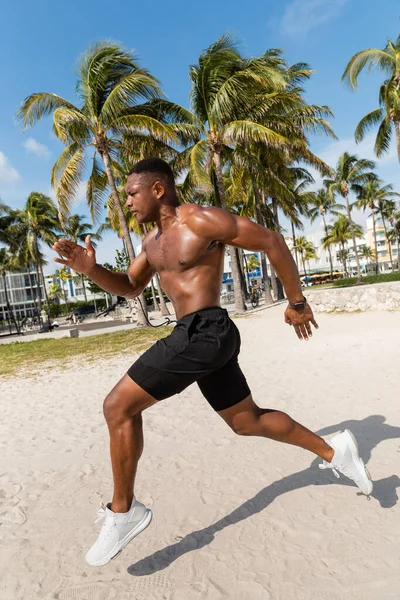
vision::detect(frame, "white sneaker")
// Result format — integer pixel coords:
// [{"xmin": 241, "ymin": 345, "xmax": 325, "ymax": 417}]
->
[
  {"xmin": 85, "ymin": 498, "xmax": 152, "ymax": 567},
  {"xmin": 319, "ymin": 429, "xmax": 373, "ymax": 496}
]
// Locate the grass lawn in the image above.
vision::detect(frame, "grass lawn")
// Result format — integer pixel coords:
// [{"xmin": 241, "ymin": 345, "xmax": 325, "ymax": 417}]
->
[{"xmin": 0, "ymin": 326, "xmax": 170, "ymax": 377}]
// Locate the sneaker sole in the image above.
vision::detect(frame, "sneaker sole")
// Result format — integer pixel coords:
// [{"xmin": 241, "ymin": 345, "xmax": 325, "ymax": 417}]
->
[
  {"xmin": 344, "ymin": 429, "xmax": 373, "ymax": 495},
  {"xmin": 87, "ymin": 508, "xmax": 152, "ymax": 567}
]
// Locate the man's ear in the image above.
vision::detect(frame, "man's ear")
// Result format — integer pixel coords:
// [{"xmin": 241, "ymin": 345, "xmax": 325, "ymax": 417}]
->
[{"xmin": 153, "ymin": 180, "xmax": 165, "ymax": 199}]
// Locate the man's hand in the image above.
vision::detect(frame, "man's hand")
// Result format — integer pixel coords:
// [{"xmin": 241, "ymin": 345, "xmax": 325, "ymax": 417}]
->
[
  {"xmin": 52, "ymin": 235, "xmax": 96, "ymax": 275},
  {"xmin": 284, "ymin": 303, "xmax": 319, "ymax": 341}
]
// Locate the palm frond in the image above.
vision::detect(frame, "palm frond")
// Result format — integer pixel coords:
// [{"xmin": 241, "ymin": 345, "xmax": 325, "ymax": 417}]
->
[
  {"xmin": 17, "ymin": 93, "xmax": 78, "ymax": 128},
  {"xmin": 220, "ymin": 120, "xmax": 287, "ymax": 147},
  {"xmin": 354, "ymin": 108, "xmax": 384, "ymax": 142},
  {"xmin": 53, "ymin": 107, "xmax": 92, "ymax": 144},
  {"xmin": 342, "ymin": 48, "xmax": 395, "ymax": 88}
]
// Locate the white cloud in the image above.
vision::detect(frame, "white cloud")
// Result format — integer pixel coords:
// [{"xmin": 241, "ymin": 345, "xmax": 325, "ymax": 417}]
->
[
  {"xmin": 0, "ymin": 151, "xmax": 20, "ymax": 184},
  {"xmin": 280, "ymin": 0, "xmax": 347, "ymax": 36},
  {"xmin": 22, "ymin": 137, "xmax": 51, "ymax": 158}
]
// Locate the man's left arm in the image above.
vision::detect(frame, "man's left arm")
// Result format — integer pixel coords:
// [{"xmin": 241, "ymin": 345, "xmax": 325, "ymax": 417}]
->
[{"xmin": 189, "ymin": 207, "xmax": 319, "ymax": 340}]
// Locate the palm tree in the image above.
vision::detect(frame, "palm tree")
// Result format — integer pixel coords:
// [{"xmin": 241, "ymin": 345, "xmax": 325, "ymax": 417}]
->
[
  {"xmin": 342, "ymin": 36, "xmax": 400, "ymax": 160},
  {"xmin": 356, "ymin": 180, "xmax": 399, "ymax": 274},
  {"xmin": 325, "ymin": 153, "xmax": 375, "ymax": 281},
  {"xmin": 358, "ymin": 244, "xmax": 376, "ymax": 265},
  {"xmin": 18, "ymin": 42, "xmax": 184, "ymax": 327},
  {"xmin": 387, "ymin": 210, "xmax": 400, "ymax": 270},
  {"xmin": 322, "ymin": 215, "xmax": 364, "ymax": 277},
  {"xmin": 55, "ymin": 267, "xmax": 72, "ymax": 312},
  {"xmin": 183, "ymin": 36, "xmax": 290, "ymax": 312},
  {"xmin": 9, "ymin": 193, "xmax": 59, "ymax": 322},
  {"xmin": 48, "ymin": 282, "xmax": 63, "ymax": 303},
  {"xmin": 294, "ymin": 236, "xmax": 314, "ymax": 277},
  {"xmin": 376, "ymin": 197, "xmax": 398, "ymax": 271},
  {"xmin": 0, "ymin": 247, "xmax": 21, "ymax": 335},
  {"xmin": 308, "ymin": 188, "xmax": 344, "ymax": 280},
  {"xmin": 63, "ymin": 214, "xmax": 102, "ymax": 301}
]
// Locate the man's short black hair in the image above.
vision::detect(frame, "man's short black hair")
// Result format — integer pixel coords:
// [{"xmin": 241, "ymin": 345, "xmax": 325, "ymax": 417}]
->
[{"xmin": 128, "ymin": 157, "xmax": 175, "ymax": 187}]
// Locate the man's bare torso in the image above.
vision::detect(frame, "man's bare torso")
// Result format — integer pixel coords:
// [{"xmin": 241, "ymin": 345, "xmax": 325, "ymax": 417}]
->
[{"xmin": 143, "ymin": 205, "xmax": 225, "ymax": 319}]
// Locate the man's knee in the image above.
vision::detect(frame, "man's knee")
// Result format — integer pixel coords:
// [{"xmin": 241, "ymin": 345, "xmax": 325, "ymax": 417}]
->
[
  {"xmin": 103, "ymin": 392, "xmax": 141, "ymax": 425},
  {"xmin": 228, "ymin": 411, "xmax": 260, "ymax": 436}
]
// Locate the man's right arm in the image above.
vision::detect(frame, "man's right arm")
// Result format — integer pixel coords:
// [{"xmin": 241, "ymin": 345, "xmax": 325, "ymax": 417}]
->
[
  {"xmin": 53, "ymin": 236, "xmax": 155, "ymax": 299},
  {"xmin": 87, "ymin": 252, "xmax": 155, "ymax": 299}
]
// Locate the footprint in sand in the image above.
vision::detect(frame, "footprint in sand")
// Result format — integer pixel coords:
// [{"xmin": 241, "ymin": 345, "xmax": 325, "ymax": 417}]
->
[
  {"xmin": 55, "ymin": 583, "xmax": 117, "ymax": 600},
  {"xmin": 0, "ymin": 483, "xmax": 22, "ymax": 499},
  {"xmin": 0, "ymin": 505, "xmax": 27, "ymax": 527}
]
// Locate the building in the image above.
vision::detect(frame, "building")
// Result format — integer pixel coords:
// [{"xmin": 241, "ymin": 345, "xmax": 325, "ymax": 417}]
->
[
  {"xmin": 222, "ymin": 250, "xmax": 264, "ymax": 294},
  {"xmin": 0, "ymin": 268, "xmax": 43, "ymax": 320},
  {"xmin": 365, "ymin": 216, "xmax": 398, "ymax": 272},
  {"xmin": 45, "ymin": 269, "xmax": 105, "ymax": 306}
]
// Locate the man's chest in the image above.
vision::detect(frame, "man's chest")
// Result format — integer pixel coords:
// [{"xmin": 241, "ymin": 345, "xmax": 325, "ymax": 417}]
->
[{"xmin": 145, "ymin": 229, "xmax": 221, "ymax": 272}]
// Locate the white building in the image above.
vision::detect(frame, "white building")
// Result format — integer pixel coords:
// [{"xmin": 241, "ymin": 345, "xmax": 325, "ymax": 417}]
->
[
  {"xmin": 0, "ymin": 268, "xmax": 42, "ymax": 320},
  {"xmin": 45, "ymin": 269, "xmax": 106, "ymax": 306},
  {"xmin": 222, "ymin": 250, "xmax": 264, "ymax": 294}
]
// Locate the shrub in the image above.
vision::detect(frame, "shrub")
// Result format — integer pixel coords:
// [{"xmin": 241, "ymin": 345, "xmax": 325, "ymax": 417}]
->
[
  {"xmin": 47, "ymin": 299, "xmax": 107, "ymax": 317},
  {"xmin": 333, "ymin": 272, "xmax": 400, "ymax": 287}
]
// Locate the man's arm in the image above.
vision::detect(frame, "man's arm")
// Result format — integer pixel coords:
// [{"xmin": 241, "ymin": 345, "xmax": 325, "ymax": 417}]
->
[
  {"xmin": 52, "ymin": 236, "xmax": 155, "ymax": 299},
  {"xmin": 88, "ymin": 252, "xmax": 155, "ymax": 299},
  {"xmin": 189, "ymin": 207, "xmax": 303, "ymax": 303},
  {"xmin": 188, "ymin": 206, "xmax": 318, "ymax": 341}
]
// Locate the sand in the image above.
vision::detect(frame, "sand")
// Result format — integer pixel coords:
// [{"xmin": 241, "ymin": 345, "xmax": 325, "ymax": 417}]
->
[{"xmin": 1, "ymin": 307, "xmax": 399, "ymax": 600}]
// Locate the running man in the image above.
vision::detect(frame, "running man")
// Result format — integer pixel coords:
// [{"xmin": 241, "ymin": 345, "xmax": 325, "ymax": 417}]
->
[{"xmin": 53, "ymin": 158, "xmax": 373, "ymax": 567}]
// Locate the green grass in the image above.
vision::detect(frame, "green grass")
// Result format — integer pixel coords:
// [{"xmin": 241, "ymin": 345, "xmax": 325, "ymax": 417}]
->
[
  {"xmin": 332, "ymin": 272, "xmax": 400, "ymax": 287},
  {"xmin": 0, "ymin": 326, "xmax": 170, "ymax": 377}
]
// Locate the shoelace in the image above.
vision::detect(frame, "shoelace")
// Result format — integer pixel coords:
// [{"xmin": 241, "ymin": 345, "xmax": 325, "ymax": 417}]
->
[
  {"xmin": 319, "ymin": 461, "xmax": 340, "ymax": 479},
  {"xmin": 94, "ymin": 503, "xmax": 116, "ymax": 527}
]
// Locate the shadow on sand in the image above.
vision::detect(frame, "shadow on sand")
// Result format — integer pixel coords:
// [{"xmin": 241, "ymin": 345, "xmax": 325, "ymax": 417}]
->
[{"xmin": 128, "ymin": 415, "xmax": 400, "ymax": 576}]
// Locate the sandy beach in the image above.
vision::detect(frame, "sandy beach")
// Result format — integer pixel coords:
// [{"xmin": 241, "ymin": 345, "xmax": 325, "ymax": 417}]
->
[{"xmin": 1, "ymin": 307, "xmax": 399, "ymax": 600}]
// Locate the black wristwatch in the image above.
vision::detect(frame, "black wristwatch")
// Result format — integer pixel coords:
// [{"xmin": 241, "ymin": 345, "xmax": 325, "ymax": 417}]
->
[{"xmin": 289, "ymin": 296, "xmax": 307, "ymax": 311}]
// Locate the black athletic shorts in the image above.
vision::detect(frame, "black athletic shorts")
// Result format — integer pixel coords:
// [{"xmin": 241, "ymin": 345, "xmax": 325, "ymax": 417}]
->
[{"xmin": 127, "ymin": 306, "xmax": 251, "ymax": 411}]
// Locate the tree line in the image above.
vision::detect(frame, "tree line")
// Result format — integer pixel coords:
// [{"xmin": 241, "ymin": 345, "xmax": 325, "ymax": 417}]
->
[{"xmin": 0, "ymin": 32, "xmax": 400, "ymax": 329}]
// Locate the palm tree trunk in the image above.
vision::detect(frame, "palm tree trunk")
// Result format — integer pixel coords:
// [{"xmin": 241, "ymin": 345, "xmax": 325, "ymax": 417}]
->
[
  {"xmin": 291, "ymin": 221, "xmax": 299, "ymax": 269},
  {"xmin": 322, "ymin": 214, "xmax": 334, "ymax": 280},
  {"xmin": 395, "ymin": 121, "xmax": 400, "ymax": 163},
  {"xmin": 155, "ymin": 273, "xmax": 170, "ymax": 316},
  {"xmin": 237, "ymin": 248, "xmax": 248, "ymax": 298},
  {"xmin": 101, "ymin": 150, "xmax": 148, "ymax": 327},
  {"xmin": 243, "ymin": 252, "xmax": 250, "ymax": 294},
  {"xmin": 260, "ymin": 252, "xmax": 273, "ymax": 304},
  {"xmin": 341, "ymin": 244, "xmax": 348, "ymax": 277},
  {"xmin": 213, "ymin": 150, "xmax": 245, "ymax": 313},
  {"xmin": 382, "ymin": 218, "xmax": 394, "ymax": 270},
  {"xmin": 150, "ymin": 280, "xmax": 159, "ymax": 312},
  {"xmin": 250, "ymin": 174, "xmax": 273, "ymax": 305},
  {"xmin": 34, "ymin": 261, "xmax": 43, "ymax": 313},
  {"xmin": 81, "ymin": 273, "xmax": 88, "ymax": 302},
  {"xmin": 302, "ymin": 257, "xmax": 307, "ymax": 278},
  {"xmin": 2, "ymin": 273, "xmax": 19, "ymax": 334},
  {"xmin": 345, "ymin": 193, "xmax": 362, "ymax": 281},
  {"xmin": 397, "ymin": 238, "xmax": 400, "ymax": 271},
  {"xmin": 271, "ymin": 199, "xmax": 285, "ymax": 300},
  {"xmin": 371, "ymin": 206, "xmax": 379, "ymax": 274},
  {"xmin": 269, "ymin": 266, "xmax": 278, "ymax": 300},
  {"xmin": 27, "ymin": 264, "xmax": 38, "ymax": 318},
  {"xmin": 39, "ymin": 262, "xmax": 52, "ymax": 326}
]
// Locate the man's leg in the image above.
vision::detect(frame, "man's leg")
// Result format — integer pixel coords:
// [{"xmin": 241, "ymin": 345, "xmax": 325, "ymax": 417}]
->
[
  {"xmin": 103, "ymin": 375, "xmax": 157, "ymax": 513},
  {"xmin": 218, "ymin": 395, "xmax": 334, "ymax": 462}
]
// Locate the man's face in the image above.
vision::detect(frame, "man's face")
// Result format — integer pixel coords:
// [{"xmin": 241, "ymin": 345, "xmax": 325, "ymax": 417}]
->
[{"xmin": 125, "ymin": 173, "xmax": 163, "ymax": 223}]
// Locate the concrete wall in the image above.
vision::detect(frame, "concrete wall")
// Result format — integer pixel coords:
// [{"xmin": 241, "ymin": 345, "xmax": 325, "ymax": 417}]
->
[{"xmin": 307, "ymin": 281, "xmax": 400, "ymax": 313}]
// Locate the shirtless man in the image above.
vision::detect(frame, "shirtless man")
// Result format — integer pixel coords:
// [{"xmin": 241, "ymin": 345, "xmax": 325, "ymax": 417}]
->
[{"xmin": 53, "ymin": 157, "xmax": 372, "ymax": 567}]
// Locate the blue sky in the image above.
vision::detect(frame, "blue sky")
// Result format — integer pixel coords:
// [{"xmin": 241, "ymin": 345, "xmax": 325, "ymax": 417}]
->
[{"xmin": 1, "ymin": 0, "xmax": 399, "ymax": 269}]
